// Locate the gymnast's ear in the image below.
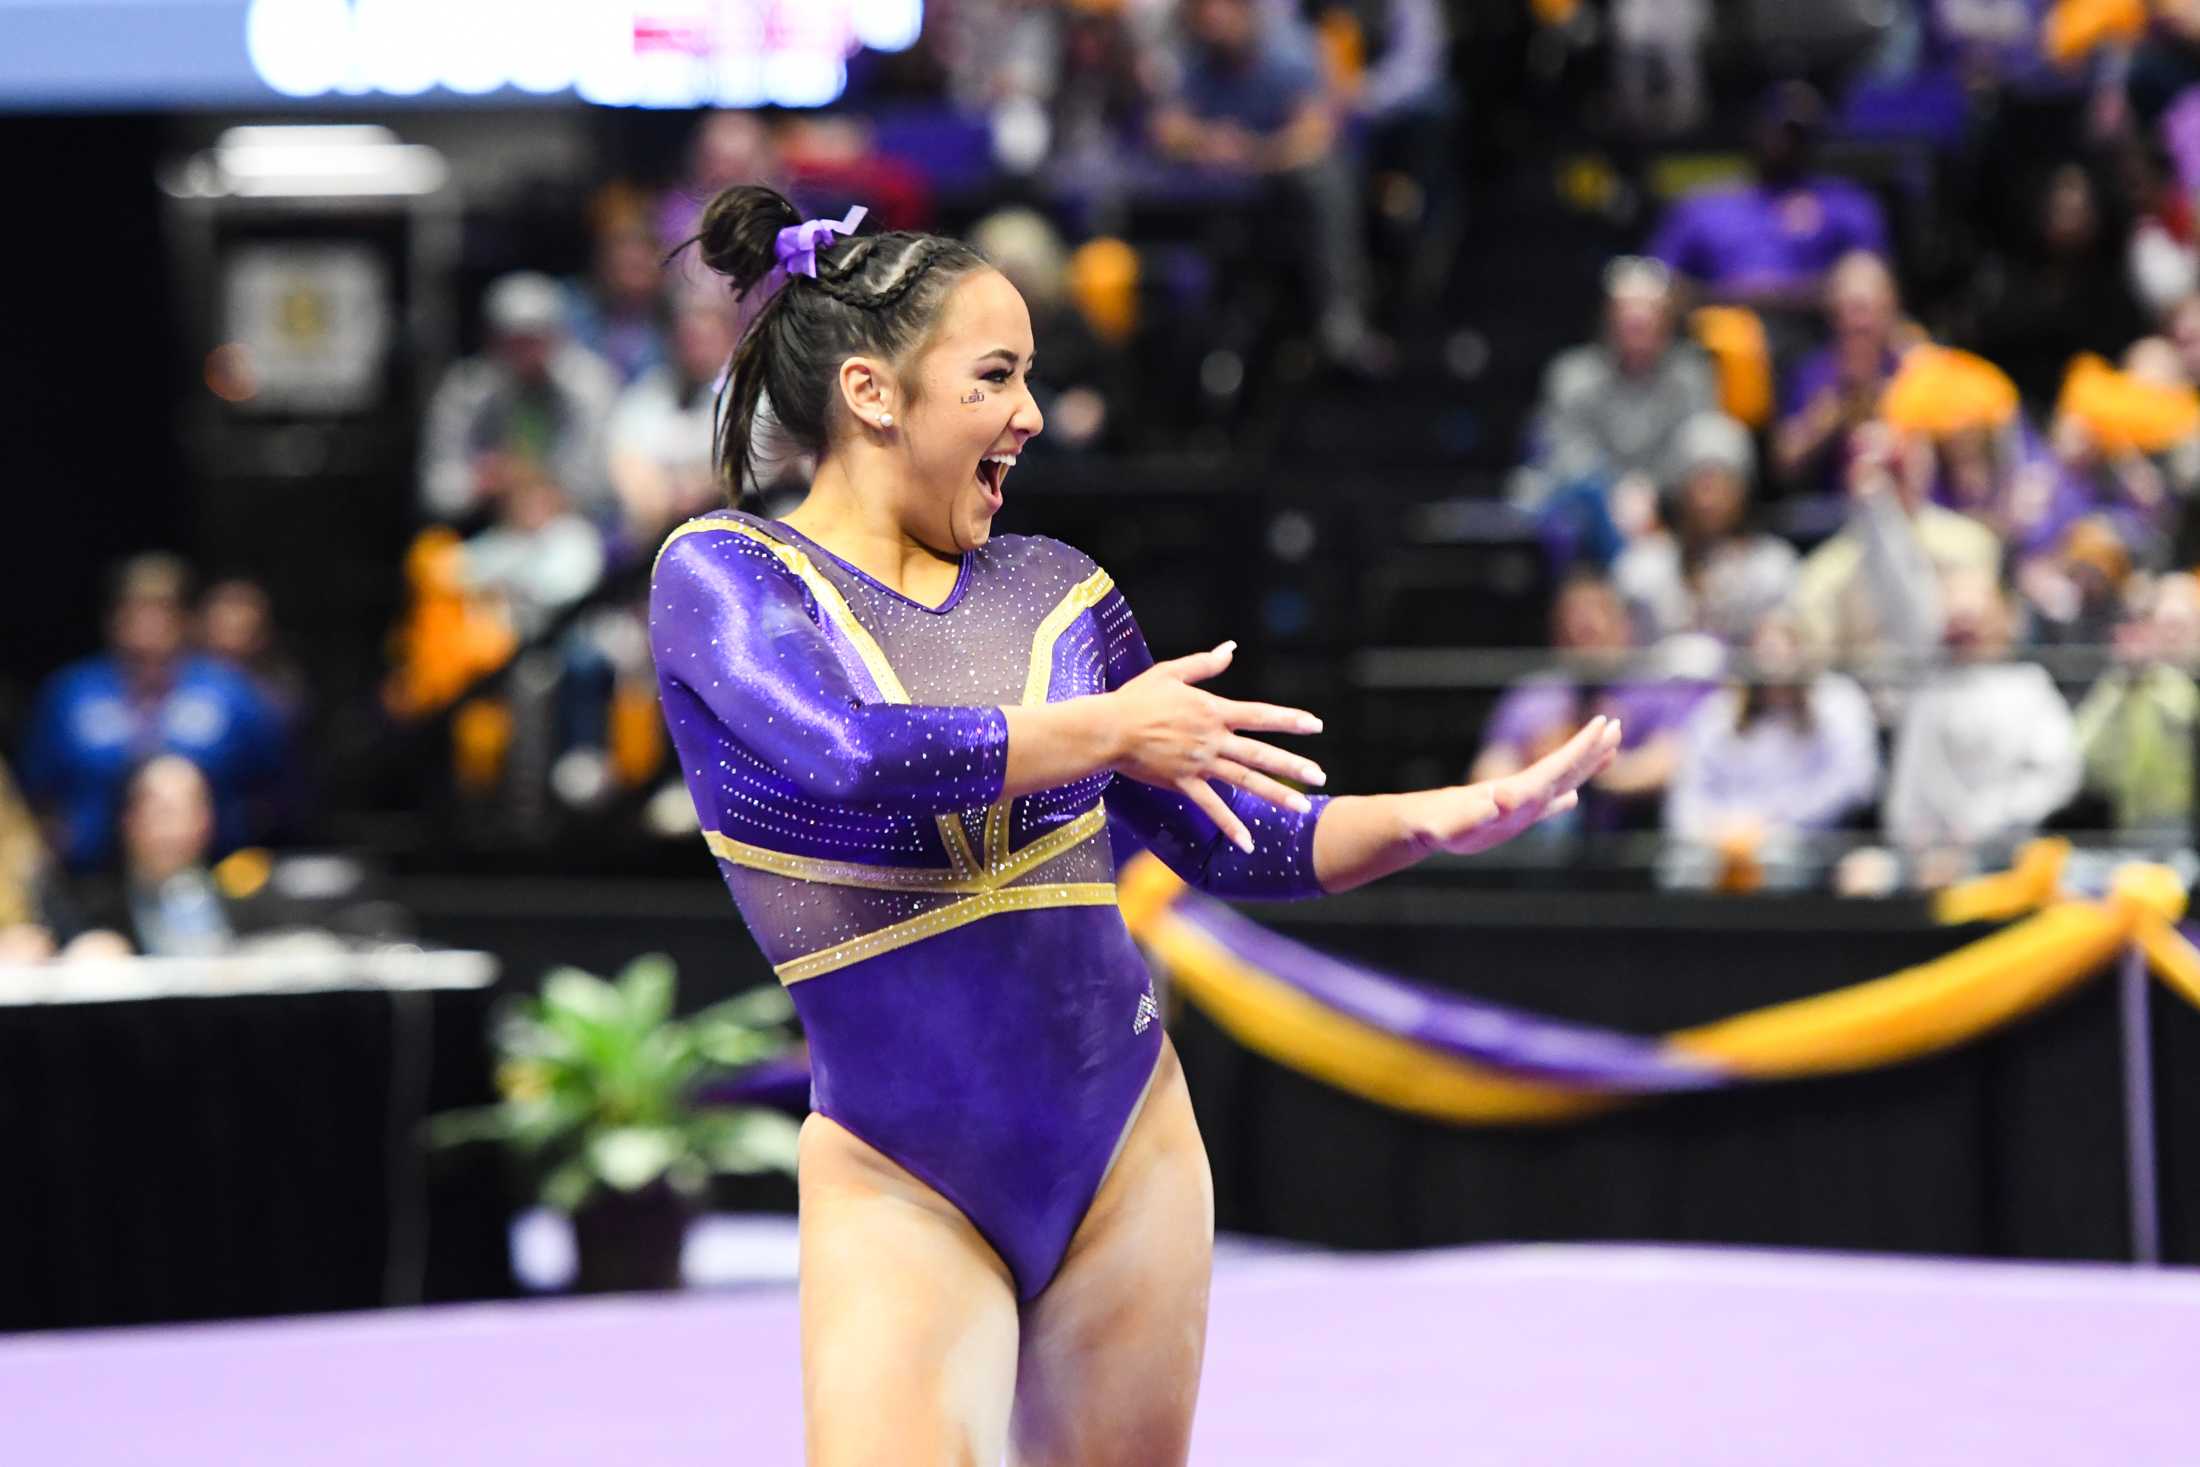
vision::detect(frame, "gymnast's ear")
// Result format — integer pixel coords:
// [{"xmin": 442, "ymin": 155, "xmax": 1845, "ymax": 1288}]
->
[{"xmin": 836, "ymin": 354, "xmax": 899, "ymax": 435}]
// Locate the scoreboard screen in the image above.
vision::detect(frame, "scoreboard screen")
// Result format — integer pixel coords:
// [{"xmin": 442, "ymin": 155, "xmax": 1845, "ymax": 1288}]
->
[{"xmin": 0, "ymin": 0, "xmax": 925, "ymax": 111}]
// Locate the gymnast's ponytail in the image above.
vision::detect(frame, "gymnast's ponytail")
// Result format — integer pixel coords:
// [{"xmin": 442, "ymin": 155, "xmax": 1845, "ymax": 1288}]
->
[{"xmin": 681, "ymin": 184, "xmax": 990, "ymax": 504}]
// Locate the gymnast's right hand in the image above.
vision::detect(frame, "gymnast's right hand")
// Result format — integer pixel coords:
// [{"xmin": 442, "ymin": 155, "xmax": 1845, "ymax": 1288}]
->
[{"xmin": 1107, "ymin": 641, "xmax": 1326, "ymax": 851}]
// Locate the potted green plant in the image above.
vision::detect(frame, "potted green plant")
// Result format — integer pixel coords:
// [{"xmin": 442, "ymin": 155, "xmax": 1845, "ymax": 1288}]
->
[{"xmin": 432, "ymin": 953, "xmax": 802, "ymax": 1293}]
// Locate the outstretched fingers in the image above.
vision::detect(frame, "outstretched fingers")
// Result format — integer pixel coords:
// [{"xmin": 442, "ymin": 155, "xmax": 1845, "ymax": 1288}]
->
[
  {"xmin": 1219, "ymin": 735, "xmax": 1326, "ymax": 790},
  {"xmin": 1154, "ymin": 641, "xmax": 1239, "ymax": 686},
  {"xmin": 1216, "ymin": 697, "xmax": 1324, "ymax": 739},
  {"xmin": 1526, "ymin": 716, "xmax": 1622, "ymax": 802},
  {"xmin": 1175, "ymin": 776, "xmax": 1255, "ymax": 854},
  {"xmin": 1207, "ymin": 757, "xmax": 1314, "ymax": 816}
]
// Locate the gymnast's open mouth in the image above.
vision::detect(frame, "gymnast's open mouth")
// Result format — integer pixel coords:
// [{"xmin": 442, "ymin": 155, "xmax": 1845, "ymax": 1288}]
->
[{"xmin": 977, "ymin": 452, "xmax": 1015, "ymax": 503}]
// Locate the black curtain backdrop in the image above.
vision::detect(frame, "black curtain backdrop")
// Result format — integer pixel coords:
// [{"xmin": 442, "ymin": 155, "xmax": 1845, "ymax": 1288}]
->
[{"xmin": 0, "ymin": 985, "xmax": 510, "ymax": 1332}]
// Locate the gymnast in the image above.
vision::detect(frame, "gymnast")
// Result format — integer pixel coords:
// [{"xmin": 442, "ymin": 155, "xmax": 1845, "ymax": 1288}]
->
[{"xmin": 650, "ymin": 185, "xmax": 1621, "ymax": 1467}]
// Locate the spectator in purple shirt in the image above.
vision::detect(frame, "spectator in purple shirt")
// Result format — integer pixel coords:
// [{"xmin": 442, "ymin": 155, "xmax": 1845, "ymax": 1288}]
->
[
  {"xmin": 1936, "ymin": 419, "xmax": 2090, "ymax": 553},
  {"xmin": 1648, "ymin": 82, "xmax": 1890, "ymax": 314},
  {"xmin": 1472, "ymin": 573, "xmax": 1713, "ymax": 832},
  {"xmin": 1773, "ymin": 251, "xmax": 1917, "ymax": 497}
]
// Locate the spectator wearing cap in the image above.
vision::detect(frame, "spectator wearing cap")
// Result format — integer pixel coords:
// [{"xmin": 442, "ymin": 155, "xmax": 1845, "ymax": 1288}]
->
[
  {"xmin": 1647, "ymin": 82, "xmax": 1890, "ymax": 315},
  {"xmin": 1613, "ymin": 412, "xmax": 1799, "ymax": 646},
  {"xmin": 419, "ymin": 272, "xmax": 619, "ymax": 525},
  {"xmin": 1512, "ymin": 258, "xmax": 1718, "ymax": 558},
  {"xmin": 19, "ymin": 556, "xmax": 286, "ymax": 872},
  {"xmin": 1774, "ymin": 251, "xmax": 1915, "ymax": 497},
  {"xmin": 1882, "ymin": 567, "xmax": 2081, "ymax": 870}
]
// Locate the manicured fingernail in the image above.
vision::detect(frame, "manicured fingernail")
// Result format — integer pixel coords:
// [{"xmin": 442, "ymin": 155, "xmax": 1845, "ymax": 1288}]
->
[
  {"xmin": 1305, "ymin": 765, "xmax": 1327, "ymax": 786},
  {"xmin": 1289, "ymin": 793, "xmax": 1312, "ymax": 813},
  {"xmin": 1218, "ymin": 640, "xmax": 1238, "ymax": 655},
  {"xmin": 1301, "ymin": 716, "xmax": 1323, "ymax": 733},
  {"xmin": 1236, "ymin": 832, "xmax": 1255, "ymax": 853}
]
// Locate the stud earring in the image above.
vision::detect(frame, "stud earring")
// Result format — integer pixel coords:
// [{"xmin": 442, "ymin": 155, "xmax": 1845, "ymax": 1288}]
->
[{"xmin": 878, "ymin": 413, "xmax": 894, "ymax": 429}]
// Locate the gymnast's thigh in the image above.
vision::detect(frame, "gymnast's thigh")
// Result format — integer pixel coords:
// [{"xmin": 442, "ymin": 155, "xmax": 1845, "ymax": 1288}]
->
[
  {"xmin": 798, "ymin": 1113, "xmax": 1021, "ymax": 1467},
  {"xmin": 1009, "ymin": 1039, "xmax": 1215, "ymax": 1467}
]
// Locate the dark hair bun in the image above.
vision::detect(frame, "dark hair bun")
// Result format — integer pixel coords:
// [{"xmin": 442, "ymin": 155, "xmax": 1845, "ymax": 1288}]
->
[{"xmin": 695, "ymin": 184, "xmax": 802, "ymax": 297}]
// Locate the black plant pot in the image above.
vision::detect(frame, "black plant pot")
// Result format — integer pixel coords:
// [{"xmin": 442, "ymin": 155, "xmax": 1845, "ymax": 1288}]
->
[{"xmin": 571, "ymin": 1182, "xmax": 694, "ymax": 1294}]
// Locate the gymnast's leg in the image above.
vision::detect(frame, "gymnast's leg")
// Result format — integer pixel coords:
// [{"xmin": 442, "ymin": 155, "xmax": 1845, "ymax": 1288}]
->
[
  {"xmin": 1009, "ymin": 1038, "xmax": 1215, "ymax": 1467},
  {"xmin": 798, "ymin": 1114, "xmax": 1020, "ymax": 1467}
]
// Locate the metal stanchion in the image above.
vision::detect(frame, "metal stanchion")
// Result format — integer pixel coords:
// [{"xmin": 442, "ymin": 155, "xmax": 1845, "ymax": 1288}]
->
[{"xmin": 2119, "ymin": 942, "xmax": 2162, "ymax": 1267}]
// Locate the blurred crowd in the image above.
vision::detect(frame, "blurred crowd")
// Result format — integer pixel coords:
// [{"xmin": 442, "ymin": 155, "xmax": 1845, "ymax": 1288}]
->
[
  {"xmin": 1484, "ymin": 0, "xmax": 2200, "ymax": 889},
  {"xmin": 0, "ymin": 555, "xmax": 316, "ymax": 962},
  {"xmin": 19, "ymin": 0, "xmax": 2200, "ymax": 962}
]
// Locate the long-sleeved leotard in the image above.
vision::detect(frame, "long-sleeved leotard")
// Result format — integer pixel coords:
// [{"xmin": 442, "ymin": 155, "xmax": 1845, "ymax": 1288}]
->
[{"xmin": 649, "ymin": 510, "xmax": 1328, "ymax": 1298}]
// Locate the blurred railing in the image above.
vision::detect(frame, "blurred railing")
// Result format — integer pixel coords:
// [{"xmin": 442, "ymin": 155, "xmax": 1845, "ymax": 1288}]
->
[{"xmin": 1343, "ymin": 639, "xmax": 2200, "ymax": 893}]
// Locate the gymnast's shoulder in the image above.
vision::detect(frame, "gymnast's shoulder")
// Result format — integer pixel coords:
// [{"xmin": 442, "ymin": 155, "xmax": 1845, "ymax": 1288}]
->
[{"xmin": 978, "ymin": 530, "xmax": 1111, "ymax": 590}]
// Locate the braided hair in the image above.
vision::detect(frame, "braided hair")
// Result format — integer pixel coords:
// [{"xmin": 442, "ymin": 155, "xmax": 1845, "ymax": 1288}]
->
[{"xmin": 686, "ymin": 185, "xmax": 990, "ymax": 504}]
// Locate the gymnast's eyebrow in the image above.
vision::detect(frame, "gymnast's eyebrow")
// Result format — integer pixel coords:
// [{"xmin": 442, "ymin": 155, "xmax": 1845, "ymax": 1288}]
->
[{"xmin": 975, "ymin": 347, "xmax": 1035, "ymax": 368}]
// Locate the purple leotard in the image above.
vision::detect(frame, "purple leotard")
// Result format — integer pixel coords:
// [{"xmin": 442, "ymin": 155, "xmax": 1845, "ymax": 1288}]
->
[{"xmin": 649, "ymin": 510, "xmax": 1329, "ymax": 1298}]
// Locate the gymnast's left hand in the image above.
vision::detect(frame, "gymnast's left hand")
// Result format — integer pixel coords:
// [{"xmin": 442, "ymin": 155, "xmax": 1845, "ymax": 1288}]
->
[{"xmin": 1421, "ymin": 716, "xmax": 1622, "ymax": 856}]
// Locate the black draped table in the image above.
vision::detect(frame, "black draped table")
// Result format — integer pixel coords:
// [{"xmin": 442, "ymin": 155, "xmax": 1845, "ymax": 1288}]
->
[
  {"xmin": 0, "ymin": 949, "xmax": 513, "ymax": 1333},
  {"xmin": 1169, "ymin": 883, "xmax": 2200, "ymax": 1266}
]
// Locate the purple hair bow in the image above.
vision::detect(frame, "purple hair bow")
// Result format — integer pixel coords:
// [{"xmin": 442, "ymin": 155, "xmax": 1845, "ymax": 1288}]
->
[{"xmin": 774, "ymin": 204, "xmax": 869, "ymax": 278}]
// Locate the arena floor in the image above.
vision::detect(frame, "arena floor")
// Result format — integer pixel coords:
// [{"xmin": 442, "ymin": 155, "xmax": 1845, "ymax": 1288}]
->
[{"xmin": 7, "ymin": 1242, "xmax": 2196, "ymax": 1464}]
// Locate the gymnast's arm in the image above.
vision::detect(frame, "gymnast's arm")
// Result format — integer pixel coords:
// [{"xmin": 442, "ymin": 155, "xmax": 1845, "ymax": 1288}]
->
[
  {"xmin": 1305, "ymin": 718, "xmax": 1618, "ymax": 893},
  {"xmin": 651, "ymin": 531, "xmax": 1014, "ymax": 813},
  {"xmin": 1092, "ymin": 586, "xmax": 1623, "ymax": 897},
  {"xmin": 1095, "ymin": 585, "xmax": 1628, "ymax": 897}
]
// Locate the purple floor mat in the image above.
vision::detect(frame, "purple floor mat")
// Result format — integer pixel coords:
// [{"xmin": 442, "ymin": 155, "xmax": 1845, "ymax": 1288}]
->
[{"xmin": 6, "ymin": 1244, "xmax": 2197, "ymax": 1465}]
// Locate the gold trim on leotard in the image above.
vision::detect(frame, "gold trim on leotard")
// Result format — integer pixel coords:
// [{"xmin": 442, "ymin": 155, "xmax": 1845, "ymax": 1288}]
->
[
  {"xmin": 704, "ymin": 802, "xmax": 1106, "ymax": 895},
  {"xmin": 980, "ymin": 567, "xmax": 1116, "ymax": 871},
  {"xmin": 773, "ymin": 882, "xmax": 1119, "ymax": 984}
]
